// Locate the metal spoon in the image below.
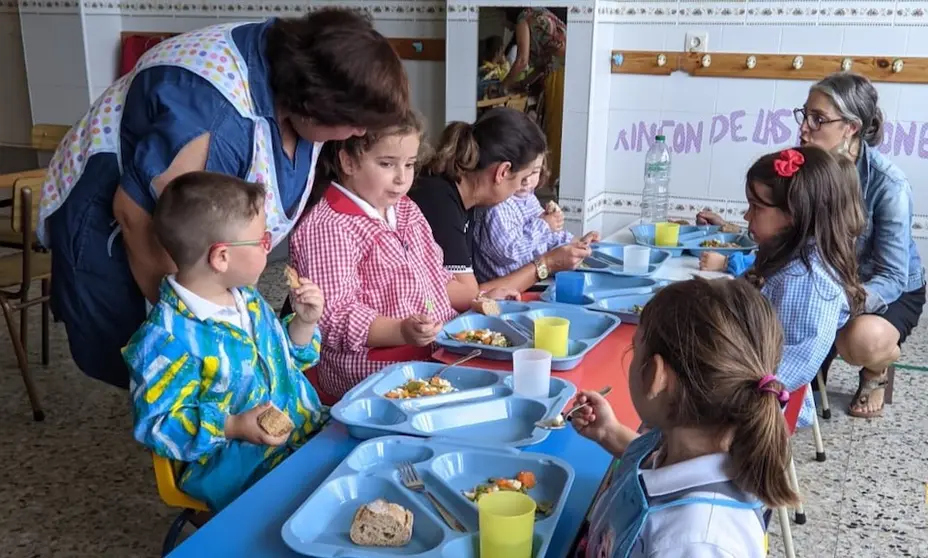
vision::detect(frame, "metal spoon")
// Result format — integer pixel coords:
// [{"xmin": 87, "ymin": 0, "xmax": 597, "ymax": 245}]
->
[
  {"xmin": 436, "ymin": 349, "xmax": 482, "ymax": 377},
  {"xmin": 535, "ymin": 386, "xmax": 613, "ymax": 430}
]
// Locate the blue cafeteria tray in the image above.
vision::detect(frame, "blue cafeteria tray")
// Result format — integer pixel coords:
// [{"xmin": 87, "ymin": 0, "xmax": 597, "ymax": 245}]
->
[
  {"xmin": 580, "ymin": 242, "xmax": 671, "ymax": 277},
  {"xmin": 587, "ymin": 293, "xmax": 655, "ymax": 325},
  {"xmin": 435, "ymin": 301, "xmax": 621, "ymax": 371},
  {"xmin": 682, "ymin": 232, "xmax": 757, "ymax": 257},
  {"xmin": 630, "ymin": 224, "xmax": 721, "ymax": 257},
  {"xmin": 331, "ymin": 360, "xmax": 577, "ymax": 447},
  {"xmin": 540, "ymin": 273, "xmax": 658, "ymax": 304},
  {"xmin": 281, "ymin": 435, "xmax": 575, "ymax": 558}
]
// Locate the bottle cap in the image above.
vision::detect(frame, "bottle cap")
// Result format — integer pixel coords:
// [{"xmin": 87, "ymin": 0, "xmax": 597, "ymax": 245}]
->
[{"xmin": 655, "ymin": 135, "xmax": 665, "ymax": 141}]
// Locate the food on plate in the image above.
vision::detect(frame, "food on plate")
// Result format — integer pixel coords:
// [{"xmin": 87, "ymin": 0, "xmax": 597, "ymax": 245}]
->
[
  {"xmin": 545, "ymin": 201, "xmax": 561, "ymax": 214},
  {"xmin": 700, "ymin": 239, "xmax": 741, "ymax": 249},
  {"xmin": 462, "ymin": 471, "xmax": 553, "ymax": 516},
  {"xmin": 452, "ymin": 329, "xmax": 512, "ymax": 347},
  {"xmin": 384, "ymin": 376, "xmax": 455, "ymax": 399},
  {"xmin": 539, "ymin": 414, "xmax": 566, "ymax": 428},
  {"xmin": 283, "ymin": 265, "xmax": 301, "ymax": 289},
  {"xmin": 350, "ymin": 499, "xmax": 413, "ymax": 547},
  {"xmin": 257, "ymin": 403, "xmax": 295, "ymax": 438},
  {"xmin": 670, "ymin": 219, "xmax": 690, "ymax": 225},
  {"xmin": 627, "ymin": 304, "xmax": 644, "ymax": 315},
  {"xmin": 471, "ymin": 297, "xmax": 501, "ymax": 316},
  {"xmin": 720, "ymin": 223, "xmax": 741, "ymax": 233}
]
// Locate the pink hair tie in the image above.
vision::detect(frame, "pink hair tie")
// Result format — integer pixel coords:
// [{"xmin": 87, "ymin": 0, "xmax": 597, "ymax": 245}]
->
[{"xmin": 757, "ymin": 375, "xmax": 790, "ymax": 403}]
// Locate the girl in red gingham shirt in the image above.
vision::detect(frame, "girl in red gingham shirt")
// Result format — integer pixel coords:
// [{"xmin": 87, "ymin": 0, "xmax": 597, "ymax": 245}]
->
[{"xmin": 290, "ymin": 112, "xmax": 480, "ymax": 400}]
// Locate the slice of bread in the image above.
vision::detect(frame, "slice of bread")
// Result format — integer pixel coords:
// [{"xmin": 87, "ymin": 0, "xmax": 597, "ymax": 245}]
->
[
  {"xmin": 471, "ymin": 297, "xmax": 500, "ymax": 316},
  {"xmin": 284, "ymin": 265, "xmax": 301, "ymax": 289},
  {"xmin": 545, "ymin": 201, "xmax": 561, "ymax": 214},
  {"xmin": 350, "ymin": 499, "xmax": 414, "ymax": 547},
  {"xmin": 720, "ymin": 223, "xmax": 741, "ymax": 233},
  {"xmin": 257, "ymin": 404, "xmax": 294, "ymax": 438}
]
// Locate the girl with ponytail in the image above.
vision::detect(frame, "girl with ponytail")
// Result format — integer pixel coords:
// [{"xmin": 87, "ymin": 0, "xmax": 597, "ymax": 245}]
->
[{"xmin": 571, "ymin": 278, "xmax": 797, "ymax": 558}]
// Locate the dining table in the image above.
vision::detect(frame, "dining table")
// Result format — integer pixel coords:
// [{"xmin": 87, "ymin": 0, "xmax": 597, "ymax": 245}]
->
[{"xmin": 167, "ymin": 222, "xmax": 726, "ymax": 558}]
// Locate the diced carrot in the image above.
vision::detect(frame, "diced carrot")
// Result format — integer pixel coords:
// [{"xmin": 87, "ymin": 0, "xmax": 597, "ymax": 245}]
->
[{"xmin": 517, "ymin": 471, "xmax": 536, "ymax": 489}]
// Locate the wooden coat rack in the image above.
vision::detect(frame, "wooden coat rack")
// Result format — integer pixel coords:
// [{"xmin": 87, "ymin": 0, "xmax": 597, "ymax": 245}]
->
[{"xmin": 610, "ymin": 50, "xmax": 928, "ymax": 84}]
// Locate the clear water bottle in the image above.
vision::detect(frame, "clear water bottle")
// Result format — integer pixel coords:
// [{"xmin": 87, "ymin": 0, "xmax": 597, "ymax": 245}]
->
[{"xmin": 640, "ymin": 135, "xmax": 671, "ymax": 223}]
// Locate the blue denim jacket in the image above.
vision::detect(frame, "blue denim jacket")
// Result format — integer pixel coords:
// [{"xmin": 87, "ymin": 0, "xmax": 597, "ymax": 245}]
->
[{"xmin": 856, "ymin": 142, "xmax": 925, "ymax": 313}]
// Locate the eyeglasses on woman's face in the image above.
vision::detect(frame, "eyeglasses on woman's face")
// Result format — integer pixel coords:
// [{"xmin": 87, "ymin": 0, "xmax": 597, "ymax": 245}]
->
[{"xmin": 793, "ymin": 107, "xmax": 844, "ymax": 131}]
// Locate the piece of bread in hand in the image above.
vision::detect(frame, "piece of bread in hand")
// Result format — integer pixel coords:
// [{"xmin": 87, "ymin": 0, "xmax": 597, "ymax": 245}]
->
[
  {"xmin": 720, "ymin": 223, "xmax": 741, "ymax": 233},
  {"xmin": 350, "ymin": 499, "xmax": 414, "ymax": 547},
  {"xmin": 284, "ymin": 265, "xmax": 301, "ymax": 289},
  {"xmin": 545, "ymin": 201, "xmax": 561, "ymax": 214},
  {"xmin": 257, "ymin": 404, "xmax": 295, "ymax": 438},
  {"xmin": 471, "ymin": 297, "xmax": 500, "ymax": 316}
]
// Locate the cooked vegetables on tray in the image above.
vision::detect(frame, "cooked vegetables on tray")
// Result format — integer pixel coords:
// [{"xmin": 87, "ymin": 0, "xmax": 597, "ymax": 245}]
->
[
  {"xmin": 462, "ymin": 471, "xmax": 554, "ymax": 516},
  {"xmin": 700, "ymin": 239, "xmax": 741, "ymax": 248},
  {"xmin": 384, "ymin": 376, "xmax": 455, "ymax": 399},
  {"xmin": 451, "ymin": 329, "xmax": 512, "ymax": 347}
]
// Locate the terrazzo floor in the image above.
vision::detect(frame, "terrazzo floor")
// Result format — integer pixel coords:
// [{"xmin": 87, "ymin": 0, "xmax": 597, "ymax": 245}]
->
[{"xmin": 1, "ymin": 261, "xmax": 926, "ymax": 557}]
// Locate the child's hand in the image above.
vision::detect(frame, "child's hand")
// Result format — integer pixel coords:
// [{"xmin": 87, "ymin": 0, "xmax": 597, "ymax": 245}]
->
[
  {"xmin": 291, "ymin": 276, "xmax": 324, "ymax": 326},
  {"xmin": 225, "ymin": 403, "xmax": 291, "ymax": 447},
  {"xmin": 699, "ymin": 252, "xmax": 728, "ymax": 272},
  {"xmin": 579, "ymin": 231, "xmax": 601, "ymax": 246},
  {"xmin": 542, "ymin": 211, "xmax": 564, "ymax": 232},
  {"xmin": 696, "ymin": 210, "xmax": 725, "ymax": 226},
  {"xmin": 483, "ymin": 288, "xmax": 522, "ymax": 301},
  {"xmin": 401, "ymin": 314, "xmax": 442, "ymax": 347},
  {"xmin": 571, "ymin": 389, "xmax": 621, "ymax": 446}
]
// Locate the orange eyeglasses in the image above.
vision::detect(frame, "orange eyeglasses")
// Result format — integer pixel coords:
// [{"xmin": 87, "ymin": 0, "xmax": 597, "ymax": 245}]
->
[{"xmin": 212, "ymin": 231, "xmax": 272, "ymax": 253}]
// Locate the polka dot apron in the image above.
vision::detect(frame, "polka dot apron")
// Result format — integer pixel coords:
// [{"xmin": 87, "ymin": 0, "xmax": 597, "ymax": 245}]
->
[{"xmin": 36, "ymin": 22, "xmax": 321, "ymax": 249}]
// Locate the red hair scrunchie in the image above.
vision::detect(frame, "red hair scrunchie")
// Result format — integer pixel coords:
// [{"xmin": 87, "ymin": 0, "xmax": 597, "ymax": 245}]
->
[{"xmin": 773, "ymin": 148, "xmax": 805, "ymax": 178}]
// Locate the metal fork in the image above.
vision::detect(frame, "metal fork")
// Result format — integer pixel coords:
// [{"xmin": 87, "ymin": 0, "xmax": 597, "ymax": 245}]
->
[{"xmin": 398, "ymin": 461, "xmax": 467, "ymax": 532}]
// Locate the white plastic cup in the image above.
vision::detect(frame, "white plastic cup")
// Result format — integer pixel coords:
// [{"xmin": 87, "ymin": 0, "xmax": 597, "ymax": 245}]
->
[
  {"xmin": 623, "ymin": 245, "xmax": 651, "ymax": 274},
  {"xmin": 512, "ymin": 349, "xmax": 552, "ymax": 399}
]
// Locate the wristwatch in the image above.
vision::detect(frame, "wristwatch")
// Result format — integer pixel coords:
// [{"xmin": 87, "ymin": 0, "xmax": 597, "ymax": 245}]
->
[{"xmin": 533, "ymin": 259, "xmax": 549, "ymax": 281}]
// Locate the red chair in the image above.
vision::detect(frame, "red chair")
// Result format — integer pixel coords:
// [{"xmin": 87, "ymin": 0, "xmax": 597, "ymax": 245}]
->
[{"xmin": 120, "ymin": 33, "xmax": 176, "ymax": 77}]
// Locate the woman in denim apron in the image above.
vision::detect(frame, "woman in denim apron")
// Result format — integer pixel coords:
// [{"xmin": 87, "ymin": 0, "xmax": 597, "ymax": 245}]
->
[
  {"xmin": 570, "ymin": 279, "xmax": 797, "ymax": 557},
  {"xmin": 37, "ymin": 9, "xmax": 410, "ymax": 389}
]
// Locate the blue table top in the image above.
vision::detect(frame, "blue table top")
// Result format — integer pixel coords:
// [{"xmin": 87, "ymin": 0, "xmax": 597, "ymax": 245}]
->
[{"xmin": 169, "ymin": 422, "xmax": 612, "ymax": 558}]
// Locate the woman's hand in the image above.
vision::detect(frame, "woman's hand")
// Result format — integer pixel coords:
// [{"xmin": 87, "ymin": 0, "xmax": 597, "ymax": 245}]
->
[
  {"xmin": 225, "ymin": 403, "xmax": 291, "ymax": 447},
  {"xmin": 699, "ymin": 252, "xmax": 728, "ymax": 272},
  {"xmin": 541, "ymin": 211, "xmax": 564, "ymax": 232},
  {"xmin": 483, "ymin": 288, "xmax": 522, "ymax": 301},
  {"xmin": 696, "ymin": 210, "xmax": 726, "ymax": 226},
  {"xmin": 579, "ymin": 231, "xmax": 601, "ymax": 246},
  {"xmin": 291, "ymin": 277, "xmax": 325, "ymax": 327},
  {"xmin": 401, "ymin": 315, "xmax": 442, "ymax": 347},
  {"xmin": 571, "ymin": 390, "xmax": 621, "ymax": 446},
  {"xmin": 543, "ymin": 241, "xmax": 592, "ymax": 273}
]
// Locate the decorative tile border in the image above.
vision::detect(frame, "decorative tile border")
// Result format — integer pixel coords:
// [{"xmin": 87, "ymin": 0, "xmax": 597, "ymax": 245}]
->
[
  {"xmin": 596, "ymin": 0, "xmax": 906, "ymax": 25},
  {"xmin": 0, "ymin": 0, "xmax": 17, "ymax": 13},
  {"xmin": 16, "ymin": 0, "xmax": 448, "ymax": 18}
]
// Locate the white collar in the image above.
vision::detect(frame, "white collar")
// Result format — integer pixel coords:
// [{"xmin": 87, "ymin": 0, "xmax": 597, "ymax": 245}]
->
[
  {"xmin": 167, "ymin": 275, "xmax": 246, "ymax": 323},
  {"xmin": 331, "ymin": 181, "xmax": 397, "ymax": 229},
  {"xmin": 640, "ymin": 453, "xmax": 734, "ymax": 498}
]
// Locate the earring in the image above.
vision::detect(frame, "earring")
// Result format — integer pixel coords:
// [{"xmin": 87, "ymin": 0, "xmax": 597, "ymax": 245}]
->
[{"xmin": 837, "ymin": 137, "xmax": 850, "ymax": 155}]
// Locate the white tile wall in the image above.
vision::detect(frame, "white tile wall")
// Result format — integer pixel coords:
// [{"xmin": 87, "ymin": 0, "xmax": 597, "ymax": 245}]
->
[
  {"xmin": 0, "ymin": 9, "xmax": 32, "ymax": 146},
  {"xmin": 82, "ymin": 14, "xmax": 122, "ymax": 94}
]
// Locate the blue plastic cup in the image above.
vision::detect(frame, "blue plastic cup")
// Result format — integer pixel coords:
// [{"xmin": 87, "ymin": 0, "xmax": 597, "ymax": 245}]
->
[{"xmin": 555, "ymin": 271, "xmax": 586, "ymax": 304}]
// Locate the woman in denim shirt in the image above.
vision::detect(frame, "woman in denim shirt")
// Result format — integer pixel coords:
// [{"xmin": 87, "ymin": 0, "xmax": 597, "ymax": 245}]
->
[{"xmin": 795, "ymin": 72, "xmax": 925, "ymax": 418}]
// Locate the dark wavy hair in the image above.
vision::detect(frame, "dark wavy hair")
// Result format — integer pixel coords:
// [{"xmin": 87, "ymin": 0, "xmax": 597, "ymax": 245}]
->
[
  {"xmin": 744, "ymin": 146, "xmax": 866, "ymax": 315},
  {"xmin": 266, "ymin": 8, "xmax": 409, "ymax": 129}
]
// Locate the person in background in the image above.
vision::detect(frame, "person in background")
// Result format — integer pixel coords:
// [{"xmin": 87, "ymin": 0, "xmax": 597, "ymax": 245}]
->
[
  {"xmin": 408, "ymin": 108, "xmax": 591, "ymax": 306},
  {"xmin": 38, "ymin": 9, "xmax": 408, "ymax": 390},
  {"xmin": 125, "ymin": 172, "xmax": 326, "ymax": 511},
  {"xmin": 501, "ymin": 7, "xmax": 566, "ymax": 184},
  {"xmin": 699, "ymin": 72, "xmax": 924, "ymax": 418},
  {"xmin": 474, "ymin": 155, "xmax": 599, "ymax": 282},
  {"xmin": 571, "ymin": 278, "xmax": 797, "ymax": 558}
]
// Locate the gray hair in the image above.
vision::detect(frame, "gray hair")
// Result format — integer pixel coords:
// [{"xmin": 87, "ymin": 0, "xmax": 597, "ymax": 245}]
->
[{"xmin": 810, "ymin": 72, "xmax": 884, "ymax": 147}]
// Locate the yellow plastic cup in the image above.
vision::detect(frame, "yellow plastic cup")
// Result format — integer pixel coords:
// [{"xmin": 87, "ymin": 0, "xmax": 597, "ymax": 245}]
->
[
  {"xmin": 654, "ymin": 222, "xmax": 681, "ymax": 247},
  {"xmin": 534, "ymin": 317, "xmax": 570, "ymax": 358},
  {"xmin": 478, "ymin": 491, "xmax": 536, "ymax": 558}
]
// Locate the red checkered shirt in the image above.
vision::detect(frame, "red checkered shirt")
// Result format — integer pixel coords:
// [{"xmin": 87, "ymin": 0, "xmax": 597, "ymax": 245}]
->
[{"xmin": 290, "ymin": 185, "xmax": 457, "ymax": 398}]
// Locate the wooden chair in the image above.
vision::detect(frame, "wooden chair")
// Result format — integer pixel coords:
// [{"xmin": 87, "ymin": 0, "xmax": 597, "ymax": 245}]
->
[
  {"xmin": 0, "ymin": 176, "xmax": 52, "ymax": 421},
  {"xmin": 151, "ymin": 454, "xmax": 210, "ymax": 556}
]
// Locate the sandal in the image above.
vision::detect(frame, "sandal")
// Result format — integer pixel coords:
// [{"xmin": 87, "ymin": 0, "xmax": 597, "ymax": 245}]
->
[{"xmin": 848, "ymin": 366, "xmax": 895, "ymax": 418}]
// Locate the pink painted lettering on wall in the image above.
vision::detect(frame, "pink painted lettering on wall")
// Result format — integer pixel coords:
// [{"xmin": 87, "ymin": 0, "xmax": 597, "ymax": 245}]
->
[{"xmin": 614, "ymin": 108, "xmax": 928, "ymax": 160}]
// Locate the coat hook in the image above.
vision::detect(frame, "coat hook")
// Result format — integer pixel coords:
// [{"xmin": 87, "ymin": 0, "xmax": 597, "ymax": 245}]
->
[
  {"xmin": 841, "ymin": 57, "xmax": 853, "ymax": 71},
  {"xmin": 412, "ymin": 41, "xmax": 423, "ymax": 53},
  {"xmin": 892, "ymin": 59, "xmax": 904, "ymax": 73},
  {"xmin": 701, "ymin": 54, "xmax": 712, "ymax": 68},
  {"xmin": 612, "ymin": 53, "xmax": 624, "ymax": 67},
  {"xmin": 656, "ymin": 53, "xmax": 667, "ymax": 67},
  {"xmin": 792, "ymin": 56, "xmax": 804, "ymax": 70},
  {"xmin": 746, "ymin": 55, "xmax": 757, "ymax": 69}
]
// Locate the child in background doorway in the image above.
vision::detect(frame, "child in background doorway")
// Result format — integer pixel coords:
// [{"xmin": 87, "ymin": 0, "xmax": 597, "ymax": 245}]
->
[
  {"xmin": 571, "ymin": 278, "xmax": 797, "ymax": 557},
  {"xmin": 473, "ymin": 157, "xmax": 599, "ymax": 282},
  {"xmin": 124, "ymin": 172, "xmax": 327, "ymax": 511}
]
